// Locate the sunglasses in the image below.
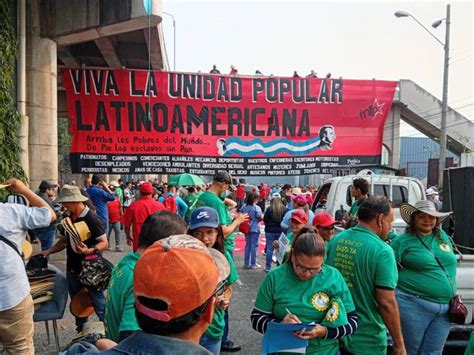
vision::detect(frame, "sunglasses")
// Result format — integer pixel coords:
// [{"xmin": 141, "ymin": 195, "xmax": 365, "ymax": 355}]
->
[{"xmin": 196, "ymin": 279, "xmax": 227, "ymax": 315}]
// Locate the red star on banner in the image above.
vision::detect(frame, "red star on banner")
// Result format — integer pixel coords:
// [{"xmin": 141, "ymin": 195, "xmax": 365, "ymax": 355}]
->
[{"xmin": 373, "ymin": 99, "xmax": 385, "ymax": 119}]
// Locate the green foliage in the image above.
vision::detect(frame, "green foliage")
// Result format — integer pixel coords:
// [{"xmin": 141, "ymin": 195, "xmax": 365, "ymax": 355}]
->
[
  {"xmin": 0, "ymin": 1, "xmax": 27, "ymax": 185},
  {"xmin": 58, "ymin": 117, "xmax": 72, "ymax": 176}
]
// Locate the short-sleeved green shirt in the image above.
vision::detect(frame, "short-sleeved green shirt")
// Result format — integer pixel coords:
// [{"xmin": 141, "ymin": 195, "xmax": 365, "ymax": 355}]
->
[
  {"xmin": 105, "ymin": 252, "xmax": 141, "ymax": 342},
  {"xmin": 348, "ymin": 199, "xmax": 363, "ymax": 216},
  {"xmin": 255, "ymin": 263, "xmax": 355, "ymax": 354},
  {"xmin": 390, "ymin": 229, "xmax": 457, "ymax": 304},
  {"xmin": 326, "ymin": 226, "xmax": 398, "ymax": 355},
  {"xmin": 197, "ymin": 191, "xmax": 234, "ymax": 251},
  {"xmin": 205, "ymin": 250, "xmax": 239, "ymax": 339}
]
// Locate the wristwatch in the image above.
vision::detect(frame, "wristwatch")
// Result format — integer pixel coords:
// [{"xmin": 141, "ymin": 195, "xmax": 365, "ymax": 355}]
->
[{"xmin": 93, "ymin": 245, "xmax": 100, "ymax": 254}]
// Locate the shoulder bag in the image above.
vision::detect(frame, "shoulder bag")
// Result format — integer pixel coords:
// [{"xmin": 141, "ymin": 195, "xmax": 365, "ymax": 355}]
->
[
  {"xmin": 415, "ymin": 235, "xmax": 467, "ymax": 324},
  {"xmin": 79, "ymin": 253, "xmax": 114, "ymax": 291},
  {"xmin": 0, "ymin": 235, "xmax": 24, "ymax": 259}
]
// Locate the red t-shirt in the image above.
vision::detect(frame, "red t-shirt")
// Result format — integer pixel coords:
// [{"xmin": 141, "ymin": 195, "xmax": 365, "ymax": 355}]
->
[
  {"xmin": 107, "ymin": 197, "xmax": 122, "ymax": 223},
  {"xmin": 236, "ymin": 186, "xmax": 246, "ymax": 199},
  {"xmin": 121, "ymin": 196, "xmax": 165, "ymax": 251}
]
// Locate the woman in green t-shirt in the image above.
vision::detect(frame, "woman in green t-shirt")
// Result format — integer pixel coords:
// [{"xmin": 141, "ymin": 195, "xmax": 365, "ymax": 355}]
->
[
  {"xmin": 188, "ymin": 206, "xmax": 239, "ymax": 355},
  {"xmin": 251, "ymin": 231, "xmax": 358, "ymax": 354},
  {"xmin": 391, "ymin": 200, "xmax": 455, "ymax": 355}
]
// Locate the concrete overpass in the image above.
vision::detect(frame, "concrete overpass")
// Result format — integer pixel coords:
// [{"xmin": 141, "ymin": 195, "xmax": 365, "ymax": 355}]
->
[
  {"xmin": 383, "ymin": 79, "xmax": 473, "ymax": 170},
  {"xmin": 14, "ymin": 0, "xmax": 168, "ymax": 189},
  {"xmin": 11, "ymin": 0, "xmax": 472, "ymax": 189}
]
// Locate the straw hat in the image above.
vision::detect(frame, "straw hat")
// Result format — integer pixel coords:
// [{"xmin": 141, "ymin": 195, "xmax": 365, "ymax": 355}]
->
[
  {"xmin": 22, "ymin": 240, "xmax": 33, "ymax": 260},
  {"xmin": 292, "ymin": 187, "xmax": 302, "ymax": 195},
  {"xmin": 400, "ymin": 200, "xmax": 452, "ymax": 225},
  {"xmin": 70, "ymin": 288, "xmax": 94, "ymax": 318}
]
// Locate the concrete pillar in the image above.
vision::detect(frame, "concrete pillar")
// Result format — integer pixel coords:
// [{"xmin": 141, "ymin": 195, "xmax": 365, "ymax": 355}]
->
[
  {"xmin": 26, "ymin": 0, "xmax": 58, "ymax": 190},
  {"xmin": 383, "ymin": 105, "xmax": 401, "ymax": 169}
]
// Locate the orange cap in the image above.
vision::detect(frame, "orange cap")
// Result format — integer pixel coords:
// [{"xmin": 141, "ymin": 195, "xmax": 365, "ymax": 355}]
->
[{"xmin": 133, "ymin": 241, "xmax": 219, "ymax": 322}]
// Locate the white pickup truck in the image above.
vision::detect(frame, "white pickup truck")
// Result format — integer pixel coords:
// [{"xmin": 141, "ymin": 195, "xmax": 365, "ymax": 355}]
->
[{"xmin": 309, "ymin": 172, "xmax": 474, "ymax": 351}]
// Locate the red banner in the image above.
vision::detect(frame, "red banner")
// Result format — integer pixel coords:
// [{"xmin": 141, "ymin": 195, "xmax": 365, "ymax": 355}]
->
[{"xmin": 63, "ymin": 69, "xmax": 397, "ymax": 176}]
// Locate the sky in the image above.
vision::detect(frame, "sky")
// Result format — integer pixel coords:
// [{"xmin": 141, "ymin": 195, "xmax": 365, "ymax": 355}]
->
[{"xmin": 160, "ymin": 0, "xmax": 473, "ymax": 137}]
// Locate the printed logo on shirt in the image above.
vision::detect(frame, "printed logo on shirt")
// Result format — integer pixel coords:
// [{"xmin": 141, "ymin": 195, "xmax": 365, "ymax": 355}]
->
[
  {"xmin": 325, "ymin": 300, "xmax": 340, "ymax": 322},
  {"xmin": 439, "ymin": 243, "xmax": 451, "ymax": 252},
  {"xmin": 311, "ymin": 292, "xmax": 330, "ymax": 311}
]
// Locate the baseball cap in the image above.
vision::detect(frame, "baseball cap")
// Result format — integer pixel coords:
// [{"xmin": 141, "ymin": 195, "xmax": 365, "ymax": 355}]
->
[
  {"xmin": 313, "ymin": 212, "xmax": 340, "ymax": 228},
  {"xmin": 213, "ymin": 171, "xmax": 235, "ymax": 191},
  {"xmin": 189, "ymin": 207, "xmax": 220, "ymax": 230},
  {"xmin": 271, "ymin": 192, "xmax": 281, "ymax": 199},
  {"xmin": 133, "ymin": 235, "xmax": 230, "ymax": 322},
  {"xmin": 291, "ymin": 209, "xmax": 309, "ymax": 224},
  {"xmin": 38, "ymin": 180, "xmax": 57, "ymax": 191},
  {"xmin": 139, "ymin": 182, "xmax": 154, "ymax": 194},
  {"xmin": 426, "ymin": 188, "xmax": 439, "ymax": 196},
  {"xmin": 292, "ymin": 194, "xmax": 307, "ymax": 206}
]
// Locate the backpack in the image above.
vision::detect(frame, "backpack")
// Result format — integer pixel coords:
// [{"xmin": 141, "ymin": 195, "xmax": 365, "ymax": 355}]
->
[{"xmin": 163, "ymin": 195, "xmax": 178, "ymax": 213}]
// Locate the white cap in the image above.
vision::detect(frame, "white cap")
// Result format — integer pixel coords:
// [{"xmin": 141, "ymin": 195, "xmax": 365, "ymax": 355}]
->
[{"xmin": 426, "ymin": 188, "xmax": 439, "ymax": 196}]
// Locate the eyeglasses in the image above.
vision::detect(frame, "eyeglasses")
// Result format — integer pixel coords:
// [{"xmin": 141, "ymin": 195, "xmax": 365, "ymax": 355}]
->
[
  {"xmin": 193, "ymin": 230, "xmax": 218, "ymax": 239},
  {"xmin": 292, "ymin": 258, "xmax": 323, "ymax": 274}
]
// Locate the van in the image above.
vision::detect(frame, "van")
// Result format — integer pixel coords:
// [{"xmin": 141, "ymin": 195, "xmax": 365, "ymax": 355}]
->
[{"xmin": 310, "ymin": 171, "xmax": 426, "ymax": 234}]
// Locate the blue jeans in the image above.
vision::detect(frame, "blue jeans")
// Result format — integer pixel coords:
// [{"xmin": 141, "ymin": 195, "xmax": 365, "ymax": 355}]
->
[
  {"xmin": 244, "ymin": 232, "xmax": 260, "ymax": 267},
  {"xmin": 67, "ymin": 270, "xmax": 106, "ymax": 329},
  {"xmin": 265, "ymin": 232, "xmax": 280, "ymax": 270},
  {"xmin": 200, "ymin": 333, "xmax": 222, "ymax": 355},
  {"xmin": 108, "ymin": 221, "xmax": 121, "ymax": 248},
  {"xmin": 36, "ymin": 228, "xmax": 56, "ymax": 251},
  {"xmin": 396, "ymin": 288, "xmax": 450, "ymax": 355}
]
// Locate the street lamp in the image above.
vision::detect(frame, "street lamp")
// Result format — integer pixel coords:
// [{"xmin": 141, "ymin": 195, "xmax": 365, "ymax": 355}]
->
[
  {"xmin": 395, "ymin": 5, "xmax": 451, "ymax": 187},
  {"xmin": 162, "ymin": 11, "xmax": 176, "ymax": 71}
]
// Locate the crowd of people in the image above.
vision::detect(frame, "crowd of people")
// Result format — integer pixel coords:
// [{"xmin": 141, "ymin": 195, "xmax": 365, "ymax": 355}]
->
[
  {"xmin": 209, "ymin": 64, "xmax": 333, "ymax": 79},
  {"xmin": 0, "ymin": 171, "xmax": 470, "ymax": 355}
]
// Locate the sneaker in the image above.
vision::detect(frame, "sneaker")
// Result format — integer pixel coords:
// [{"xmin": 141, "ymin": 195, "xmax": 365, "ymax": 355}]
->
[
  {"xmin": 221, "ymin": 340, "xmax": 241, "ymax": 352},
  {"xmin": 265, "ymin": 268, "xmax": 271, "ymax": 273},
  {"xmin": 106, "ymin": 247, "xmax": 112, "ymax": 251},
  {"xmin": 251, "ymin": 264, "xmax": 262, "ymax": 269},
  {"xmin": 115, "ymin": 246, "xmax": 123, "ymax": 252}
]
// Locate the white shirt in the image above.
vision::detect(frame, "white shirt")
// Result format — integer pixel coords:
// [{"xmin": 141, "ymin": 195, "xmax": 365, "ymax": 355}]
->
[{"xmin": 0, "ymin": 204, "xmax": 51, "ymax": 311}]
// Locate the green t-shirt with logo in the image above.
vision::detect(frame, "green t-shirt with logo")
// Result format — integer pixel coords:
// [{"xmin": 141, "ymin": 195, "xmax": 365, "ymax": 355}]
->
[
  {"xmin": 326, "ymin": 226, "xmax": 398, "ymax": 355},
  {"xmin": 197, "ymin": 191, "xmax": 234, "ymax": 251},
  {"xmin": 390, "ymin": 229, "xmax": 457, "ymax": 304},
  {"xmin": 255, "ymin": 263, "xmax": 355, "ymax": 355},
  {"xmin": 205, "ymin": 250, "xmax": 239, "ymax": 339},
  {"xmin": 105, "ymin": 252, "xmax": 141, "ymax": 342}
]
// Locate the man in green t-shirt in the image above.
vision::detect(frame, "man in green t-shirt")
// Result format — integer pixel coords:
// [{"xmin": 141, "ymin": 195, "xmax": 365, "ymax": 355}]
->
[
  {"xmin": 327, "ymin": 196, "xmax": 406, "ymax": 355},
  {"xmin": 342, "ymin": 177, "xmax": 369, "ymax": 229},
  {"xmin": 196, "ymin": 171, "xmax": 248, "ymax": 353},
  {"xmin": 196, "ymin": 171, "xmax": 247, "ymax": 255},
  {"xmin": 105, "ymin": 211, "xmax": 186, "ymax": 342}
]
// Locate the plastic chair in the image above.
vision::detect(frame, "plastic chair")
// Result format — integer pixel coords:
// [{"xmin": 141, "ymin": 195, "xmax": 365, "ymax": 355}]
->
[{"xmin": 33, "ymin": 264, "xmax": 68, "ymax": 352}]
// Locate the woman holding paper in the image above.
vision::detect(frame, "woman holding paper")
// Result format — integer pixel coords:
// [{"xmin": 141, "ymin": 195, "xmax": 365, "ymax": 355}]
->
[
  {"xmin": 251, "ymin": 231, "xmax": 358, "ymax": 354},
  {"xmin": 263, "ymin": 193, "xmax": 288, "ymax": 272}
]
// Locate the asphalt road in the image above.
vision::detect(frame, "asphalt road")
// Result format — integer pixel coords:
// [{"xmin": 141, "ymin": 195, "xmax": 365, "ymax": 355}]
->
[{"xmin": 32, "ymin": 233, "xmax": 267, "ymax": 354}]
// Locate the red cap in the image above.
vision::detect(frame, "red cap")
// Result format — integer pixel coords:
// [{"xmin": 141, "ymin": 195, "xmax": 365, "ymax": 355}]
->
[
  {"xmin": 290, "ymin": 209, "xmax": 309, "ymax": 224},
  {"xmin": 292, "ymin": 194, "xmax": 307, "ymax": 206},
  {"xmin": 313, "ymin": 212, "xmax": 340, "ymax": 228},
  {"xmin": 139, "ymin": 182, "xmax": 154, "ymax": 194}
]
